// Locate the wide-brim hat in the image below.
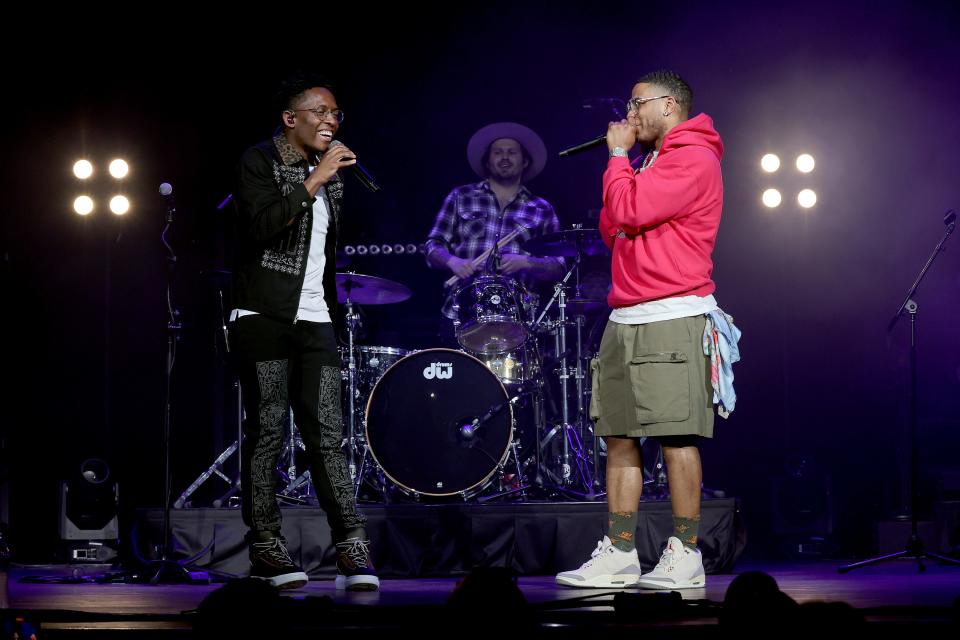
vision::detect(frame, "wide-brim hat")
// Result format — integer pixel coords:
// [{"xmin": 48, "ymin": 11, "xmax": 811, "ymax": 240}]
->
[{"xmin": 467, "ymin": 122, "xmax": 547, "ymax": 182}]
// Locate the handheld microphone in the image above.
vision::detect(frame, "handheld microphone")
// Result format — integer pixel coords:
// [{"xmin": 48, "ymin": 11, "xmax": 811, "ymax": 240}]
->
[
  {"xmin": 330, "ymin": 140, "xmax": 381, "ymax": 192},
  {"xmin": 558, "ymin": 135, "xmax": 607, "ymax": 157}
]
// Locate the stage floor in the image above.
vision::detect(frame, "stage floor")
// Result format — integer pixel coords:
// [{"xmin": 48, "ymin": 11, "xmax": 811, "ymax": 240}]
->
[{"xmin": 4, "ymin": 559, "xmax": 959, "ymax": 636}]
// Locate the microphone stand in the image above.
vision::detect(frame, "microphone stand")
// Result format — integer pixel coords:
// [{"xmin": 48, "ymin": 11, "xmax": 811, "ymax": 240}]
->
[
  {"xmin": 139, "ymin": 191, "xmax": 223, "ymax": 584},
  {"xmin": 839, "ymin": 210, "xmax": 959, "ymax": 573}
]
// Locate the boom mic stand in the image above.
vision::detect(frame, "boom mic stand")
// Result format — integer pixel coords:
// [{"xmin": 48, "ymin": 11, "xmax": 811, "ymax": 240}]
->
[{"xmin": 839, "ymin": 209, "xmax": 960, "ymax": 573}]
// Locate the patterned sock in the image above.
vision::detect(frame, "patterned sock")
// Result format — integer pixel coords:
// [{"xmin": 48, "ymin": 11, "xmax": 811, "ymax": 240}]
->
[
  {"xmin": 608, "ymin": 511, "xmax": 638, "ymax": 552},
  {"xmin": 673, "ymin": 515, "xmax": 701, "ymax": 549}
]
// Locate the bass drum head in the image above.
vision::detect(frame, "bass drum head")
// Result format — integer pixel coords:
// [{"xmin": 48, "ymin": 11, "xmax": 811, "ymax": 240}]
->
[{"xmin": 365, "ymin": 348, "xmax": 512, "ymax": 497}]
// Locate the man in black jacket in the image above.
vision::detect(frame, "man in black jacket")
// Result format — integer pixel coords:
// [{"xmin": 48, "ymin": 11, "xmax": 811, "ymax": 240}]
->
[{"xmin": 231, "ymin": 72, "xmax": 378, "ymax": 591}]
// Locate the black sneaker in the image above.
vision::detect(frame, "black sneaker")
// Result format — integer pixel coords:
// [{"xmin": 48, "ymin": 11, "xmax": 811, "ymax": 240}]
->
[
  {"xmin": 334, "ymin": 537, "xmax": 380, "ymax": 591},
  {"xmin": 249, "ymin": 537, "xmax": 308, "ymax": 590}
]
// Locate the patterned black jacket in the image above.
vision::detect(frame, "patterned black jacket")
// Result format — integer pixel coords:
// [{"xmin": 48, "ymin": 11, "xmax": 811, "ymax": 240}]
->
[{"xmin": 233, "ymin": 133, "xmax": 343, "ymax": 326}]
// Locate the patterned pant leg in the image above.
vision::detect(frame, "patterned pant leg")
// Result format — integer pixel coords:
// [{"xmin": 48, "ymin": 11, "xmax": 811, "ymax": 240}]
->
[
  {"xmin": 295, "ymin": 364, "xmax": 367, "ymax": 540},
  {"xmin": 240, "ymin": 359, "xmax": 288, "ymax": 533}
]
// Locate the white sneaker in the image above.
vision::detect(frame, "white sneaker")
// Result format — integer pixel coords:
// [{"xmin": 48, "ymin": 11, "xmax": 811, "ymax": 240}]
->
[
  {"xmin": 556, "ymin": 536, "xmax": 641, "ymax": 588},
  {"xmin": 636, "ymin": 536, "xmax": 706, "ymax": 590}
]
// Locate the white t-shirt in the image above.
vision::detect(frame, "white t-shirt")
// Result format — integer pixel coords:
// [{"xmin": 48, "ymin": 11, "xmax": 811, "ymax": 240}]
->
[{"xmin": 232, "ymin": 171, "xmax": 332, "ymax": 323}]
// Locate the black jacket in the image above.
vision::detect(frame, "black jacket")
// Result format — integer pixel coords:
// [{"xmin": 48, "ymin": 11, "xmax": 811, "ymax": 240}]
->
[{"xmin": 233, "ymin": 134, "xmax": 343, "ymax": 326}]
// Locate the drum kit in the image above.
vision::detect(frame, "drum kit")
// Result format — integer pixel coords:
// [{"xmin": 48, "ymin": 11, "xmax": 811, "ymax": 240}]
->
[
  {"xmin": 175, "ymin": 225, "xmax": 617, "ymax": 509},
  {"xmin": 322, "ymin": 224, "xmax": 613, "ymax": 503}
]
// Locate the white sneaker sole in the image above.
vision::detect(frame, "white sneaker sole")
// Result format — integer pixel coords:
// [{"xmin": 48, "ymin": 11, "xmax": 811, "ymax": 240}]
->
[
  {"xmin": 556, "ymin": 573, "xmax": 640, "ymax": 588},
  {"xmin": 252, "ymin": 571, "xmax": 308, "ymax": 590},
  {"xmin": 635, "ymin": 575, "xmax": 705, "ymax": 590},
  {"xmin": 335, "ymin": 574, "xmax": 380, "ymax": 591}
]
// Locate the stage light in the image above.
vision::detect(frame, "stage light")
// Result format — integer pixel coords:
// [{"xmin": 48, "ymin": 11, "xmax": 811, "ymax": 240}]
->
[
  {"xmin": 109, "ymin": 195, "xmax": 130, "ymax": 215},
  {"xmin": 108, "ymin": 158, "xmax": 129, "ymax": 179},
  {"xmin": 798, "ymin": 189, "xmax": 817, "ymax": 208},
  {"xmin": 762, "ymin": 189, "xmax": 782, "ymax": 208},
  {"xmin": 59, "ymin": 458, "xmax": 119, "ymax": 562},
  {"xmin": 73, "ymin": 159, "xmax": 94, "ymax": 180},
  {"xmin": 760, "ymin": 154, "xmax": 780, "ymax": 173},
  {"xmin": 796, "ymin": 154, "xmax": 815, "ymax": 173},
  {"xmin": 74, "ymin": 196, "xmax": 94, "ymax": 216}
]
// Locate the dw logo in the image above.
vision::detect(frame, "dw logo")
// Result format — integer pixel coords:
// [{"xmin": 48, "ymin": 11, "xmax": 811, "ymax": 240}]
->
[{"xmin": 422, "ymin": 362, "xmax": 453, "ymax": 380}]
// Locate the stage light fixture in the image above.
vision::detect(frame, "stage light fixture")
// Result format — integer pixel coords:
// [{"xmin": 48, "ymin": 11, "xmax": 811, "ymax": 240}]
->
[
  {"xmin": 762, "ymin": 189, "xmax": 782, "ymax": 208},
  {"xmin": 109, "ymin": 195, "xmax": 130, "ymax": 215},
  {"xmin": 73, "ymin": 159, "xmax": 94, "ymax": 180},
  {"xmin": 796, "ymin": 154, "xmax": 815, "ymax": 173},
  {"xmin": 760, "ymin": 154, "xmax": 781, "ymax": 173},
  {"xmin": 108, "ymin": 158, "xmax": 129, "ymax": 179},
  {"xmin": 798, "ymin": 189, "xmax": 817, "ymax": 208},
  {"xmin": 74, "ymin": 196, "xmax": 94, "ymax": 216},
  {"xmin": 59, "ymin": 458, "xmax": 119, "ymax": 562}
]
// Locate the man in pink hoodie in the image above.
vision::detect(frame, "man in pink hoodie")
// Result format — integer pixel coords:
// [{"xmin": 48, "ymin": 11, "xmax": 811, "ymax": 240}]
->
[{"xmin": 557, "ymin": 70, "xmax": 724, "ymax": 590}]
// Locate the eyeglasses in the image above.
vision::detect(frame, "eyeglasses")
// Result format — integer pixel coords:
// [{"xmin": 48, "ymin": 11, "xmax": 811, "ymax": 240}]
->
[
  {"xmin": 626, "ymin": 95, "xmax": 671, "ymax": 113},
  {"xmin": 291, "ymin": 106, "xmax": 345, "ymax": 123}
]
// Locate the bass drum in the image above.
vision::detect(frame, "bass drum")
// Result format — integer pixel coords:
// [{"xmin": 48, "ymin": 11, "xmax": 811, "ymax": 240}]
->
[{"xmin": 364, "ymin": 348, "xmax": 513, "ymax": 498}]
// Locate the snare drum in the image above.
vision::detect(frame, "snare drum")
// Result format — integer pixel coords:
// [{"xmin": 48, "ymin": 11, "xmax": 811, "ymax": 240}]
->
[{"xmin": 341, "ymin": 345, "xmax": 410, "ymax": 412}]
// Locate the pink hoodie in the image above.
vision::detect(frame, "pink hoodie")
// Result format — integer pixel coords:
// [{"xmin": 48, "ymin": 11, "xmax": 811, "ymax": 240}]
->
[{"xmin": 599, "ymin": 113, "xmax": 724, "ymax": 308}]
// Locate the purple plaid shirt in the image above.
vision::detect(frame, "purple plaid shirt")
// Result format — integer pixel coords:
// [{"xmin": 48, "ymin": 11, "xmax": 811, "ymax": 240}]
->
[{"xmin": 425, "ymin": 180, "xmax": 562, "ymax": 317}]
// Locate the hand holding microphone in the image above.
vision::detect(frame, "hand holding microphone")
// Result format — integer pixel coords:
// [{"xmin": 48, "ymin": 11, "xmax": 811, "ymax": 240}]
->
[
  {"xmin": 311, "ymin": 141, "xmax": 357, "ymax": 188},
  {"xmin": 606, "ymin": 119, "xmax": 638, "ymax": 154},
  {"xmin": 330, "ymin": 140, "xmax": 381, "ymax": 192}
]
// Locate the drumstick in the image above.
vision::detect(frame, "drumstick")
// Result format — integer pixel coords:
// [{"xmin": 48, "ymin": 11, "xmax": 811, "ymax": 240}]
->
[{"xmin": 443, "ymin": 226, "xmax": 528, "ymax": 288}]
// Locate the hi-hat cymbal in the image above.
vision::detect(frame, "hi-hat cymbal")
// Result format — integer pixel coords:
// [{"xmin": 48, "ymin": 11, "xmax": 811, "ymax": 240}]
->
[
  {"xmin": 336, "ymin": 272, "xmax": 411, "ymax": 305},
  {"xmin": 525, "ymin": 228, "xmax": 608, "ymax": 257}
]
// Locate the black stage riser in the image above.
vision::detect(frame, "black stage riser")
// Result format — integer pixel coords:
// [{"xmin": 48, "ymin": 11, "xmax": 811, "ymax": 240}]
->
[{"xmin": 136, "ymin": 499, "xmax": 743, "ymax": 578}]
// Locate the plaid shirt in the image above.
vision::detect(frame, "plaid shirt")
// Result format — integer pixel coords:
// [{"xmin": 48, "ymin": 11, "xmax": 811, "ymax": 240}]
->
[{"xmin": 425, "ymin": 180, "xmax": 562, "ymax": 317}]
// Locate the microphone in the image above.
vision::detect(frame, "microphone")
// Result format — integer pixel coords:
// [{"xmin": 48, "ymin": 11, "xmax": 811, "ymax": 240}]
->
[
  {"xmin": 158, "ymin": 182, "xmax": 176, "ymax": 219},
  {"xmin": 558, "ymin": 135, "xmax": 607, "ymax": 158},
  {"xmin": 330, "ymin": 140, "xmax": 381, "ymax": 192}
]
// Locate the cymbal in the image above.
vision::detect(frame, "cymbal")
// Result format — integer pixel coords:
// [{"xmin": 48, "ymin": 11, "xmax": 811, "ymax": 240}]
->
[
  {"xmin": 336, "ymin": 272, "xmax": 411, "ymax": 305},
  {"xmin": 524, "ymin": 228, "xmax": 608, "ymax": 257}
]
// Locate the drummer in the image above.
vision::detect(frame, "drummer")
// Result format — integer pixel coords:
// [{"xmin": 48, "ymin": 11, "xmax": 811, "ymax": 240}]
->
[{"xmin": 424, "ymin": 122, "xmax": 565, "ymax": 335}]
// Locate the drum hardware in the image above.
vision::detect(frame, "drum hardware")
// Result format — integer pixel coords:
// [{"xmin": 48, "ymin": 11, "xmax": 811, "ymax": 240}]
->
[
  {"xmin": 529, "ymin": 250, "xmax": 595, "ymax": 494},
  {"xmin": 175, "ymin": 284, "xmax": 244, "ymax": 509},
  {"xmin": 274, "ymin": 409, "xmax": 317, "ymax": 504},
  {"xmin": 334, "ymin": 272, "xmax": 413, "ymax": 495}
]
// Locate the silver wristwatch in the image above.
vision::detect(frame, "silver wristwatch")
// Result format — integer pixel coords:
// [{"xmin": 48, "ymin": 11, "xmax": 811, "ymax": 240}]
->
[{"xmin": 609, "ymin": 146, "xmax": 628, "ymax": 159}]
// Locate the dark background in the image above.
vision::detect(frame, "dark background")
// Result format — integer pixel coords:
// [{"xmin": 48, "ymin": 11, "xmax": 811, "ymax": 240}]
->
[{"xmin": 2, "ymin": 0, "xmax": 959, "ymax": 561}]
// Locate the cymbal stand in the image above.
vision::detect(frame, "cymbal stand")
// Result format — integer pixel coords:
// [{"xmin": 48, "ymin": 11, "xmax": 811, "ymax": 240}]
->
[
  {"xmin": 342, "ymin": 293, "xmax": 361, "ymax": 484},
  {"xmin": 277, "ymin": 410, "xmax": 315, "ymax": 505},
  {"xmin": 531, "ymin": 253, "xmax": 593, "ymax": 494}
]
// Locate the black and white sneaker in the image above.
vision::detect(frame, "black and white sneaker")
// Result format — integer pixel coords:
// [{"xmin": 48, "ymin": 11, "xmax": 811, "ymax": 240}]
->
[
  {"xmin": 334, "ymin": 537, "xmax": 380, "ymax": 591},
  {"xmin": 249, "ymin": 537, "xmax": 308, "ymax": 590}
]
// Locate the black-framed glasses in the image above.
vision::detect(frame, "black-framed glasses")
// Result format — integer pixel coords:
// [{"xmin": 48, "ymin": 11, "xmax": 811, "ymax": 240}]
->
[
  {"xmin": 626, "ymin": 95, "xmax": 671, "ymax": 113},
  {"xmin": 291, "ymin": 106, "xmax": 345, "ymax": 123}
]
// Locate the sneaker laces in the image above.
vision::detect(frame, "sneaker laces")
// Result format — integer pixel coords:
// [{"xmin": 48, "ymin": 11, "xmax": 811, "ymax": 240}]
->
[
  {"xmin": 337, "ymin": 538, "xmax": 372, "ymax": 568},
  {"xmin": 653, "ymin": 543, "xmax": 682, "ymax": 573},
  {"xmin": 252, "ymin": 538, "xmax": 294, "ymax": 565}
]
